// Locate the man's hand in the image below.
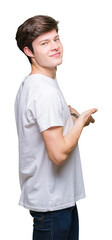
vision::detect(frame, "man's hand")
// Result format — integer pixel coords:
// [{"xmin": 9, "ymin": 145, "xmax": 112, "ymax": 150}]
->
[
  {"xmin": 78, "ymin": 108, "xmax": 98, "ymax": 127},
  {"xmin": 68, "ymin": 105, "xmax": 96, "ymax": 126}
]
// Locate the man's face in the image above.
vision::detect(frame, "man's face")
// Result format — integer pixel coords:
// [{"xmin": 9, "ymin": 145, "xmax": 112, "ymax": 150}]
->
[{"xmin": 31, "ymin": 29, "xmax": 63, "ymax": 69}]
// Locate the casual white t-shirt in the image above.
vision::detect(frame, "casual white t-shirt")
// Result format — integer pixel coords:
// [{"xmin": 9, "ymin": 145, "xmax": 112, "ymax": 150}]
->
[{"xmin": 15, "ymin": 74, "xmax": 85, "ymax": 212}]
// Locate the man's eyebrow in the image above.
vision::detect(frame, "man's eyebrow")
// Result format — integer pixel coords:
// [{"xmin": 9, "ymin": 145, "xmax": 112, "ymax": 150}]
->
[
  {"xmin": 39, "ymin": 35, "xmax": 60, "ymax": 43},
  {"xmin": 54, "ymin": 34, "xmax": 60, "ymax": 39},
  {"xmin": 39, "ymin": 39, "xmax": 49, "ymax": 43}
]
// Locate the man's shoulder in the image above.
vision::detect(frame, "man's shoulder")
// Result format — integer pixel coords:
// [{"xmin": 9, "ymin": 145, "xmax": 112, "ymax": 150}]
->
[
  {"xmin": 23, "ymin": 75, "xmax": 58, "ymax": 92},
  {"xmin": 26, "ymin": 82, "xmax": 60, "ymax": 110}
]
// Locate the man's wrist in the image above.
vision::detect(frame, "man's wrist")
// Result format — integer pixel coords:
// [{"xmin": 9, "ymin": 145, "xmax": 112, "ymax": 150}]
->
[{"xmin": 71, "ymin": 113, "xmax": 79, "ymax": 118}]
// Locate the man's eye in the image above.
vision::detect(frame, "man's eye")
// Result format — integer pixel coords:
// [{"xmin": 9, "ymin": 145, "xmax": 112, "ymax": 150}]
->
[
  {"xmin": 42, "ymin": 42, "xmax": 47, "ymax": 46},
  {"xmin": 55, "ymin": 38, "xmax": 60, "ymax": 42}
]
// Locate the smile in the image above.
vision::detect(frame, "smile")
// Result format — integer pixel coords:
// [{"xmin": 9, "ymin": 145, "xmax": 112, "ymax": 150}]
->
[{"xmin": 50, "ymin": 52, "xmax": 61, "ymax": 57}]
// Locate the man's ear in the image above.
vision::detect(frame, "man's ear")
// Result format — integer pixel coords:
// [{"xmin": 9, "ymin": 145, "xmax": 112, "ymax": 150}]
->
[{"xmin": 24, "ymin": 46, "xmax": 34, "ymax": 58}]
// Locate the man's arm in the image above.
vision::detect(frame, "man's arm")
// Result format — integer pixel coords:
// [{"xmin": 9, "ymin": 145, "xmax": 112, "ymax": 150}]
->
[{"xmin": 42, "ymin": 108, "xmax": 98, "ymax": 166}]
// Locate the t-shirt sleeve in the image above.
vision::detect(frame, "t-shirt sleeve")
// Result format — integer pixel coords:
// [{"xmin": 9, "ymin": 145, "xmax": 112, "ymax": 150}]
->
[{"xmin": 29, "ymin": 88, "xmax": 64, "ymax": 133}]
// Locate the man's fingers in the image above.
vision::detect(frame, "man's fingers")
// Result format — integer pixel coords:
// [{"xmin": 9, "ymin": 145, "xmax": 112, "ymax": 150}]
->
[
  {"xmin": 90, "ymin": 108, "xmax": 98, "ymax": 114},
  {"xmin": 82, "ymin": 108, "xmax": 98, "ymax": 127},
  {"xmin": 87, "ymin": 108, "xmax": 98, "ymax": 124},
  {"xmin": 90, "ymin": 116, "xmax": 95, "ymax": 123}
]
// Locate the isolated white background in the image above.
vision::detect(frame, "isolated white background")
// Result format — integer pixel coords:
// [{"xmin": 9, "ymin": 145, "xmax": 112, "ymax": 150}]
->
[{"xmin": 0, "ymin": 0, "xmax": 112, "ymax": 239}]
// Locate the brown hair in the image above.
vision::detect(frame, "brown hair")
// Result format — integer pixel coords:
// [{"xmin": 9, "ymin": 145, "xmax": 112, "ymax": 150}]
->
[{"xmin": 15, "ymin": 15, "xmax": 59, "ymax": 63}]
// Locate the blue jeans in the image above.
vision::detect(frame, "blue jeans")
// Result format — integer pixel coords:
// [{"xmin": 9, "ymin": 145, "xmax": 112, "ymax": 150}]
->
[{"xmin": 30, "ymin": 204, "xmax": 79, "ymax": 240}]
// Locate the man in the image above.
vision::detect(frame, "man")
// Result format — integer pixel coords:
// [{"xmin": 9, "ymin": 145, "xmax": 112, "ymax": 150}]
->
[{"xmin": 15, "ymin": 15, "xmax": 97, "ymax": 240}]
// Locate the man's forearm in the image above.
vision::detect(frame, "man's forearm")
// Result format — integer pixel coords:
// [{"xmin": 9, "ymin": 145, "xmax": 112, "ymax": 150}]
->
[
  {"xmin": 59, "ymin": 108, "xmax": 97, "ymax": 164},
  {"xmin": 63, "ymin": 118, "xmax": 84, "ymax": 157}
]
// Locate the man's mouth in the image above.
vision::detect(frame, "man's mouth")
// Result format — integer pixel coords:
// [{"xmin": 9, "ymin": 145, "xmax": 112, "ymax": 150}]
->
[{"xmin": 50, "ymin": 52, "xmax": 61, "ymax": 57}]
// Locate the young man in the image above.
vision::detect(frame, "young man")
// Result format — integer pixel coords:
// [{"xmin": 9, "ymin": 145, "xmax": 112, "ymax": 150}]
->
[{"xmin": 15, "ymin": 15, "xmax": 97, "ymax": 240}]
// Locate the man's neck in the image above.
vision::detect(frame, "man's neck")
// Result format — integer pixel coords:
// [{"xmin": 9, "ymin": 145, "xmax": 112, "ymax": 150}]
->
[{"xmin": 30, "ymin": 63, "xmax": 57, "ymax": 79}]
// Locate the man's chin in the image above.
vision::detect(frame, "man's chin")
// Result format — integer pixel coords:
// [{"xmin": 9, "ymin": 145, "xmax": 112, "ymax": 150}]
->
[{"xmin": 57, "ymin": 59, "xmax": 63, "ymax": 67}]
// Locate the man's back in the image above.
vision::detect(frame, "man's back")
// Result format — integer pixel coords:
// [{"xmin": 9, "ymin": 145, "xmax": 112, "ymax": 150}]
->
[{"xmin": 15, "ymin": 73, "xmax": 85, "ymax": 212}]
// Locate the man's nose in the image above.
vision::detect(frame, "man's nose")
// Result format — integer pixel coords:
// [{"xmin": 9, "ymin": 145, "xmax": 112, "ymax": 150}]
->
[{"xmin": 50, "ymin": 41, "xmax": 59, "ymax": 50}]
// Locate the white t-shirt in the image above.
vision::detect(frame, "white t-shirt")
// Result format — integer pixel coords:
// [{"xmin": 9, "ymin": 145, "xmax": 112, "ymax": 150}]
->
[{"xmin": 15, "ymin": 74, "xmax": 85, "ymax": 212}]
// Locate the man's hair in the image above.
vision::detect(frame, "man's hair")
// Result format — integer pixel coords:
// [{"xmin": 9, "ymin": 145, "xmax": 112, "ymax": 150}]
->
[{"xmin": 15, "ymin": 15, "xmax": 59, "ymax": 63}]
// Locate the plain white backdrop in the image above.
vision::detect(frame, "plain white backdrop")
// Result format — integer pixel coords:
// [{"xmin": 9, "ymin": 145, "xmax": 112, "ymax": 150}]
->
[{"xmin": 0, "ymin": 0, "xmax": 112, "ymax": 239}]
